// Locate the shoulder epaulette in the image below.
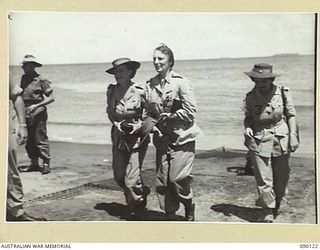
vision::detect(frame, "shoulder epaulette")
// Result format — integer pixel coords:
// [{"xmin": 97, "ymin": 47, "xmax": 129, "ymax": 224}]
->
[
  {"xmin": 282, "ymin": 86, "xmax": 290, "ymax": 91},
  {"xmin": 134, "ymin": 85, "xmax": 144, "ymax": 90},
  {"xmin": 172, "ymin": 75, "xmax": 183, "ymax": 79},
  {"xmin": 172, "ymin": 72, "xmax": 183, "ymax": 79}
]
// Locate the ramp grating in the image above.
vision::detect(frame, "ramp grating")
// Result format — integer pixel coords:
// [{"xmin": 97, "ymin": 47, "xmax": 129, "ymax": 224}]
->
[{"xmin": 24, "ymin": 169, "xmax": 156, "ymax": 208}]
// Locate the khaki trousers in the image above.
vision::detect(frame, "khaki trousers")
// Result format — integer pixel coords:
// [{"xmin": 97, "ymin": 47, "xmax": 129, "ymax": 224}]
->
[
  {"xmin": 249, "ymin": 151, "xmax": 290, "ymax": 208},
  {"xmin": 112, "ymin": 141, "xmax": 149, "ymax": 209},
  {"xmin": 26, "ymin": 111, "xmax": 51, "ymax": 162},
  {"xmin": 7, "ymin": 133, "xmax": 25, "ymax": 218},
  {"xmin": 155, "ymin": 141, "xmax": 195, "ymax": 213}
]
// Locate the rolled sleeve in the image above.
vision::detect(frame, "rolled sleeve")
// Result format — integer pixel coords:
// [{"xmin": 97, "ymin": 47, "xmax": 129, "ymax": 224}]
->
[
  {"xmin": 282, "ymin": 88, "xmax": 296, "ymax": 118},
  {"xmin": 40, "ymin": 79, "xmax": 53, "ymax": 96},
  {"xmin": 9, "ymin": 79, "xmax": 23, "ymax": 101}
]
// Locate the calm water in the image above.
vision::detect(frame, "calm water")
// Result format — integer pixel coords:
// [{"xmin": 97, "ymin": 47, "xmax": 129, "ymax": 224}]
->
[{"xmin": 10, "ymin": 54, "xmax": 315, "ymax": 153}]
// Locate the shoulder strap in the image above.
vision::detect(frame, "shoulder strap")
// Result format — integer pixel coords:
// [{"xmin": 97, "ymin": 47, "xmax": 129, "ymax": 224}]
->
[
  {"xmin": 281, "ymin": 86, "xmax": 286, "ymax": 111},
  {"xmin": 281, "ymin": 86, "xmax": 290, "ymax": 122},
  {"xmin": 281, "ymin": 86, "xmax": 285, "ymax": 102}
]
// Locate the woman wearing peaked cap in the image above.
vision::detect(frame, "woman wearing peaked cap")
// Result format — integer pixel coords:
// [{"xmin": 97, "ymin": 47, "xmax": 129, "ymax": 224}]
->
[
  {"xmin": 144, "ymin": 44, "xmax": 202, "ymax": 221},
  {"xmin": 20, "ymin": 55, "xmax": 55, "ymax": 175},
  {"xmin": 106, "ymin": 58, "xmax": 150, "ymax": 217},
  {"xmin": 243, "ymin": 63, "xmax": 299, "ymax": 223}
]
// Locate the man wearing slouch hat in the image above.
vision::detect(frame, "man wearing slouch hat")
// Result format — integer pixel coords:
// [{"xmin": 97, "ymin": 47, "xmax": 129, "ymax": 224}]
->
[{"xmin": 19, "ymin": 55, "xmax": 55, "ymax": 175}]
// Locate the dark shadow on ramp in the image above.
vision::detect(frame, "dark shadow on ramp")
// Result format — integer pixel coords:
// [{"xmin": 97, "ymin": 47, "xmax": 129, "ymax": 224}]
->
[
  {"xmin": 211, "ymin": 204, "xmax": 263, "ymax": 222},
  {"xmin": 196, "ymin": 147, "xmax": 247, "ymax": 159},
  {"xmin": 95, "ymin": 202, "xmax": 185, "ymax": 221},
  {"xmin": 227, "ymin": 166, "xmax": 254, "ymax": 176}
]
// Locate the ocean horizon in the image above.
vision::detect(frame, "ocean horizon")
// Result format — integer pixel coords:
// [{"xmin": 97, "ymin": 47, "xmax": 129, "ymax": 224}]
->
[{"xmin": 9, "ymin": 53, "xmax": 313, "ymax": 67}]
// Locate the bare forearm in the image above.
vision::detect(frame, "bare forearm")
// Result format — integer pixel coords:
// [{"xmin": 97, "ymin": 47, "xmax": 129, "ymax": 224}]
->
[
  {"xmin": 14, "ymin": 96, "xmax": 26, "ymax": 125},
  {"xmin": 37, "ymin": 94, "xmax": 55, "ymax": 108},
  {"xmin": 288, "ymin": 116, "xmax": 297, "ymax": 135}
]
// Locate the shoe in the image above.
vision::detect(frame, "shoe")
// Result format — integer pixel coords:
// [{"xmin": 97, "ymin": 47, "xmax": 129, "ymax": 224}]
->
[
  {"xmin": 242, "ymin": 167, "xmax": 254, "ymax": 176},
  {"xmin": 185, "ymin": 201, "xmax": 195, "ymax": 221},
  {"xmin": 165, "ymin": 211, "xmax": 177, "ymax": 221},
  {"xmin": 26, "ymin": 159, "xmax": 41, "ymax": 172},
  {"xmin": 22, "ymin": 164, "xmax": 41, "ymax": 172},
  {"xmin": 262, "ymin": 214, "xmax": 273, "ymax": 223},
  {"xmin": 133, "ymin": 197, "xmax": 147, "ymax": 212},
  {"xmin": 42, "ymin": 163, "xmax": 51, "ymax": 175},
  {"xmin": 261, "ymin": 209, "xmax": 273, "ymax": 223},
  {"xmin": 7, "ymin": 213, "xmax": 47, "ymax": 222},
  {"xmin": 272, "ymin": 208, "xmax": 279, "ymax": 219}
]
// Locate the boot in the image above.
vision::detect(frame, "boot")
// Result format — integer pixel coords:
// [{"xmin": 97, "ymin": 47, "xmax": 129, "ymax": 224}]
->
[
  {"xmin": 26, "ymin": 158, "xmax": 41, "ymax": 172},
  {"xmin": 165, "ymin": 211, "xmax": 177, "ymax": 221},
  {"xmin": 273, "ymin": 200, "xmax": 281, "ymax": 219},
  {"xmin": 261, "ymin": 208, "xmax": 273, "ymax": 223},
  {"xmin": 185, "ymin": 200, "xmax": 195, "ymax": 221},
  {"xmin": 42, "ymin": 163, "xmax": 51, "ymax": 175}
]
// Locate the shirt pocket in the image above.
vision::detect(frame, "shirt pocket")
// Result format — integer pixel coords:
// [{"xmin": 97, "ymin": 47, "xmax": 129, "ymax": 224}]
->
[
  {"xmin": 163, "ymin": 90, "xmax": 175, "ymax": 108},
  {"xmin": 270, "ymin": 96, "xmax": 284, "ymax": 112},
  {"xmin": 127, "ymin": 96, "xmax": 141, "ymax": 110},
  {"xmin": 275, "ymin": 121, "xmax": 289, "ymax": 137}
]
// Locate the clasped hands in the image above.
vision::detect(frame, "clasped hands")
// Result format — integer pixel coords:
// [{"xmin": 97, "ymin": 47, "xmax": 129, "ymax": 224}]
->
[{"xmin": 114, "ymin": 120, "xmax": 142, "ymax": 134}]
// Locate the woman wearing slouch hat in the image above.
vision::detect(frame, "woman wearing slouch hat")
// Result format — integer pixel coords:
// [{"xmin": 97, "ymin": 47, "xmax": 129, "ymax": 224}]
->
[
  {"xmin": 106, "ymin": 58, "xmax": 150, "ymax": 216},
  {"xmin": 243, "ymin": 63, "xmax": 299, "ymax": 223}
]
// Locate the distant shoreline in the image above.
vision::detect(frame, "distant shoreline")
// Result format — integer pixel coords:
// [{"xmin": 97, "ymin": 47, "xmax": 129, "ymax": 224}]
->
[{"xmin": 8, "ymin": 53, "xmax": 314, "ymax": 67}]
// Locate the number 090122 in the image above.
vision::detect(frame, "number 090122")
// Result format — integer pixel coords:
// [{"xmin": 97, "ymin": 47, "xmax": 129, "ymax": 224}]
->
[{"xmin": 300, "ymin": 244, "xmax": 319, "ymax": 248}]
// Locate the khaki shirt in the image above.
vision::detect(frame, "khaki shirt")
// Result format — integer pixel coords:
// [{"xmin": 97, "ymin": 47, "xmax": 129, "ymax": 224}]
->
[
  {"xmin": 106, "ymin": 82, "xmax": 147, "ymax": 150},
  {"xmin": 9, "ymin": 78, "xmax": 23, "ymax": 103},
  {"xmin": 106, "ymin": 82, "xmax": 146, "ymax": 123},
  {"xmin": 9, "ymin": 78, "xmax": 23, "ymax": 142},
  {"xmin": 145, "ymin": 70, "xmax": 202, "ymax": 146},
  {"xmin": 20, "ymin": 72, "xmax": 53, "ymax": 106},
  {"xmin": 244, "ymin": 84, "xmax": 296, "ymax": 157}
]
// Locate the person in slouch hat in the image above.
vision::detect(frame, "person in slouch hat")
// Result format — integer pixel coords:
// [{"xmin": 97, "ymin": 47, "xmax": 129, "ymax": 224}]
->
[
  {"xmin": 20, "ymin": 55, "xmax": 55, "ymax": 175},
  {"xmin": 243, "ymin": 63, "xmax": 299, "ymax": 223},
  {"xmin": 106, "ymin": 58, "xmax": 150, "ymax": 217}
]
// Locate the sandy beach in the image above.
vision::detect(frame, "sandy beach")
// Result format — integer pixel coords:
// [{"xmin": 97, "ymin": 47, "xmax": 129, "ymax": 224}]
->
[{"xmin": 14, "ymin": 141, "xmax": 316, "ymax": 224}]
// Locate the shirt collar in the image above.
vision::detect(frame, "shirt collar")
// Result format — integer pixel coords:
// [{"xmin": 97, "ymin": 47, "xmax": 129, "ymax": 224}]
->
[
  {"xmin": 23, "ymin": 71, "xmax": 39, "ymax": 79},
  {"xmin": 254, "ymin": 84, "xmax": 277, "ymax": 101},
  {"xmin": 164, "ymin": 70, "xmax": 174, "ymax": 84}
]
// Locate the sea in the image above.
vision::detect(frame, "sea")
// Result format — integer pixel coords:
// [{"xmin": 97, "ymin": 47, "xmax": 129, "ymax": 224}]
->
[{"xmin": 9, "ymin": 54, "xmax": 315, "ymax": 154}]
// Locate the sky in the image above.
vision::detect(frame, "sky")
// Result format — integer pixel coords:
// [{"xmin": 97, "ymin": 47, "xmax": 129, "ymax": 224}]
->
[{"xmin": 8, "ymin": 12, "xmax": 316, "ymax": 65}]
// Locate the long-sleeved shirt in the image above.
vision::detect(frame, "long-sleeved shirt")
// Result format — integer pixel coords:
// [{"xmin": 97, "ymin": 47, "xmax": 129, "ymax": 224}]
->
[
  {"xmin": 244, "ymin": 84, "xmax": 296, "ymax": 157},
  {"xmin": 145, "ymin": 70, "xmax": 202, "ymax": 146}
]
